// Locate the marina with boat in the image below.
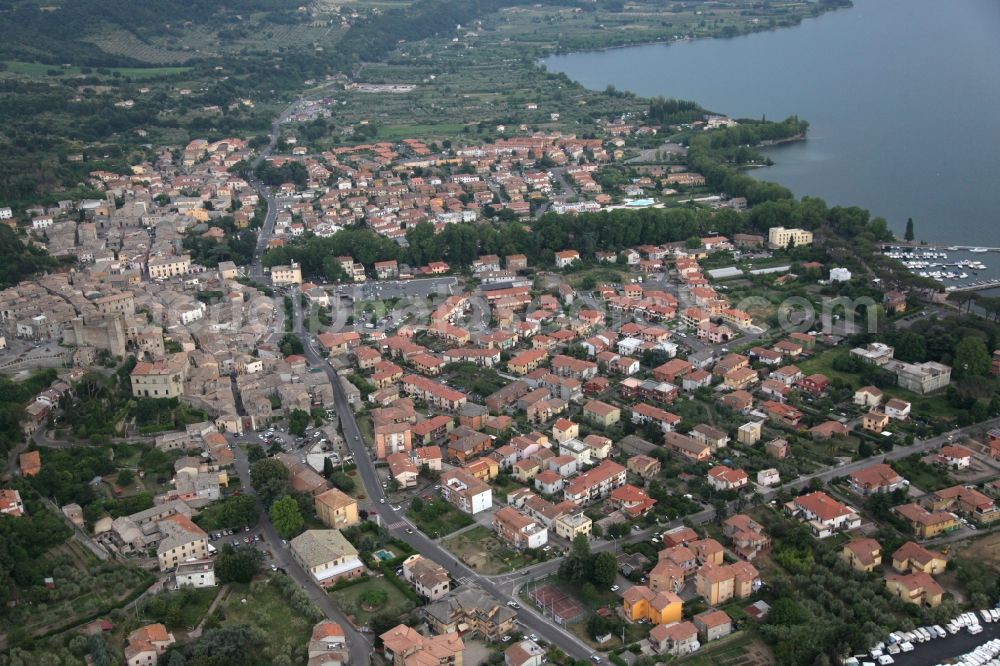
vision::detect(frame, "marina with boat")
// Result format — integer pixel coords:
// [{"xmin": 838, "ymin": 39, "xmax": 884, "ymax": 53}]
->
[{"xmin": 882, "ymin": 245, "xmax": 1000, "ymax": 293}]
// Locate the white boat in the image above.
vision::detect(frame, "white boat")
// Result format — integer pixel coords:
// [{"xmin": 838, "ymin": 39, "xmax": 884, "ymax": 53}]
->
[{"xmin": 971, "ymin": 247, "xmax": 989, "ymax": 253}]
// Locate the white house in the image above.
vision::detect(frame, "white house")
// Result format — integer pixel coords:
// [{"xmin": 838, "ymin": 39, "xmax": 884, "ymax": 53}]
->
[
  {"xmin": 756, "ymin": 469, "xmax": 780, "ymax": 487},
  {"xmin": 174, "ymin": 559, "xmax": 216, "ymax": 589},
  {"xmin": 829, "ymin": 267, "xmax": 852, "ymax": 282},
  {"xmin": 884, "ymin": 398, "xmax": 911, "ymax": 420}
]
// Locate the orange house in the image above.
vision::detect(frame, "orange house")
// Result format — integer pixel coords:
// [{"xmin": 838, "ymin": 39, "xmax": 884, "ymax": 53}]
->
[{"xmin": 622, "ymin": 585, "xmax": 683, "ymax": 625}]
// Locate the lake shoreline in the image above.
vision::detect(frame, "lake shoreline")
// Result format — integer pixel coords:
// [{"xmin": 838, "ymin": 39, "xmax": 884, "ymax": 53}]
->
[{"xmin": 541, "ymin": 0, "xmax": 1000, "ymax": 246}]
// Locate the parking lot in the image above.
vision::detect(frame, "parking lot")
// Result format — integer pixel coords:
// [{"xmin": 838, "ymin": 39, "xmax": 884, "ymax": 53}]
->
[{"xmin": 350, "ymin": 276, "xmax": 456, "ymax": 301}]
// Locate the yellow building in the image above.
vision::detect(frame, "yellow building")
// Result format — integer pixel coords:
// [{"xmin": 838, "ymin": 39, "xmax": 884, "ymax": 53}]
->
[
  {"xmin": 130, "ymin": 353, "xmax": 188, "ymax": 399},
  {"xmin": 841, "ymin": 538, "xmax": 882, "ymax": 573},
  {"xmin": 863, "ymin": 410, "xmax": 890, "ymax": 433},
  {"xmin": 271, "ymin": 262, "xmax": 303, "ymax": 286},
  {"xmin": 767, "ymin": 226, "xmax": 813, "ymax": 249},
  {"xmin": 553, "ymin": 512, "xmax": 592, "ymax": 540},
  {"xmin": 893, "ymin": 503, "xmax": 959, "ymax": 539},
  {"xmin": 891, "ymin": 541, "xmax": 947, "ymax": 575},
  {"xmin": 885, "ymin": 572, "xmax": 943, "ymax": 608},
  {"xmin": 314, "ymin": 488, "xmax": 359, "ymax": 529},
  {"xmin": 148, "ymin": 254, "xmax": 192, "ymax": 279},
  {"xmin": 622, "ymin": 586, "xmax": 682, "ymax": 625}
]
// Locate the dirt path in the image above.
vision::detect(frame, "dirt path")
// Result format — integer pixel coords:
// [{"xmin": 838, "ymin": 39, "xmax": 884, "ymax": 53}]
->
[{"xmin": 187, "ymin": 585, "xmax": 230, "ymax": 639}]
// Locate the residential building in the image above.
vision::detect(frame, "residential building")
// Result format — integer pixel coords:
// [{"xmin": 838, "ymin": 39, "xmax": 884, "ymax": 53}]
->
[
  {"xmin": 156, "ymin": 514, "xmax": 209, "ymax": 571},
  {"xmin": 893, "ymin": 503, "xmax": 959, "ymax": 539},
  {"xmin": 931, "ymin": 485, "xmax": 999, "ymax": 524},
  {"xmin": 563, "ymin": 459, "xmax": 627, "ymax": 505},
  {"xmin": 695, "ymin": 561, "xmax": 760, "ymax": 605},
  {"xmin": 0, "ymin": 488, "xmax": 24, "ymax": 517},
  {"xmin": 130, "ymin": 354, "xmax": 188, "ymax": 398},
  {"xmin": 707, "ymin": 465, "xmax": 748, "ymax": 492},
  {"xmin": 505, "ymin": 639, "xmax": 545, "ymax": 666},
  {"xmin": 885, "ymin": 397, "xmax": 912, "ymax": 420},
  {"xmin": 622, "ymin": 585, "xmax": 683, "ymax": 625},
  {"xmin": 663, "ymin": 432, "xmax": 711, "ymax": 462},
  {"xmin": 270, "ymin": 262, "xmax": 303, "ymax": 286},
  {"xmin": 863, "ymin": 410, "xmax": 890, "ymax": 433},
  {"xmin": 492, "ymin": 506, "xmax": 548, "ymax": 550},
  {"xmin": 885, "ymin": 571, "xmax": 944, "ymax": 607},
  {"xmin": 148, "ymin": 254, "xmax": 192, "ymax": 279},
  {"xmin": 440, "ymin": 469, "xmax": 493, "ymax": 514},
  {"xmin": 289, "ymin": 530, "xmax": 365, "ymax": 588},
  {"xmin": 784, "ymin": 491, "xmax": 861, "ymax": 538},
  {"xmin": 553, "ymin": 512, "xmax": 592, "ymax": 540},
  {"xmin": 402, "ymin": 554, "xmax": 451, "ymax": 601},
  {"xmin": 693, "ymin": 609, "xmax": 733, "ymax": 643},
  {"xmin": 582, "ymin": 400, "xmax": 620, "ymax": 426},
  {"xmin": 125, "ymin": 624, "xmax": 175, "ymax": 666},
  {"xmin": 380, "ymin": 624, "xmax": 464, "ymax": 666},
  {"xmin": 314, "ymin": 488, "xmax": 360, "ymax": 529},
  {"xmin": 722, "ymin": 514, "xmax": 770, "ymax": 561},
  {"xmin": 891, "ymin": 541, "xmax": 948, "ymax": 575},
  {"xmin": 422, "ymin": 585, "xmax": 516, "ymax": 640},
  {"xmin": 174, "ymin": 559, "xmax": 216, "ymax": 589},
  {"xmin": 848, "ymin": 463, "xmax": 906, "ymax": 496},
  {"xmin": 841, "ymin": 538, "xmax": 882, "ymax": 573},
  {"xmin": 626, "ymin": 454, "xmax": 661, "ymax": 480},
  {"xmin": 854, "ymin": 386, "xmax": 883, "ymax": 408},
  {"xmin": 649, "ymin": 621, "xmax": 700, "ymax": 657}
]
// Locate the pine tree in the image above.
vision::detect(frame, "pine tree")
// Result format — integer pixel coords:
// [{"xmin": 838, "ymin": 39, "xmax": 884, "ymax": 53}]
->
[{"xmin": 904, "ymin": 217, "xmax": 915, "ymax": 241}]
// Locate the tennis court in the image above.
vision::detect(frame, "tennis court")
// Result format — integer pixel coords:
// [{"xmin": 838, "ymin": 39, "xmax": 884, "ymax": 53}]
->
[{"xmin": 528, "ymin": 583, "xmax": 586, "ymax": 624}]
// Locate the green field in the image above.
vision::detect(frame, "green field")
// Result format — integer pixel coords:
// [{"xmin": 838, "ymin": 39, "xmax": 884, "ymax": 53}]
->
[
  {"xmin": 406, "ymin": 498, "xmax": 474, "ymax": 537},
  {"xmin": 216, "ymin": 580, "xmax": 313, "ymax": 662},
  {"xmin": 328, "ymin": 577, "xmax": 416, "ymax": 626}
]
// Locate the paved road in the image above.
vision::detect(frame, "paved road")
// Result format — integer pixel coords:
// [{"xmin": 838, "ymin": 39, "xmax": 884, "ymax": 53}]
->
[
  {"xmin": 248, "ymin": 103, "xmax": 297, "ymax": 279},
  {"xmin": 230, "ymin": 440, "xmax": 374, "ymax": 666},
  {"xmin": 762, "ymin": 416, "xmax": 1000, "ymax": 499},
  {"xmin": 290, "ymin": 271, "xmax": 600, "ymax": 659}
]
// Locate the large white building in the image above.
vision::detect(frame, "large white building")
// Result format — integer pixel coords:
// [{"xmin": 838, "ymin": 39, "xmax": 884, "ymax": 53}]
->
[
  {"xmin": 440, "ymin": 469, "xmax": 493, "ymax": 514},
  {"xmin": 767, "ymin": 227, "xmax": 813, "ymax": 249}
]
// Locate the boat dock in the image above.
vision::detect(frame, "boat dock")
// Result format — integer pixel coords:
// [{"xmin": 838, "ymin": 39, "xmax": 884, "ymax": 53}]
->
[
  {"xmin": 946, "ymin": 279, "xmax": 1000, "ymax": 293},
  {"xmin": 885, "ymin": 243, "xmax": 1000, "ymax": 252}
]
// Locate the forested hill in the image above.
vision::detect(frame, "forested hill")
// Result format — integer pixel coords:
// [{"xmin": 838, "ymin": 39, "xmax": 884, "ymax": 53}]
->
[{"xmin": 0, "ymin": 0, "xmax": 303, "ymax": 65}]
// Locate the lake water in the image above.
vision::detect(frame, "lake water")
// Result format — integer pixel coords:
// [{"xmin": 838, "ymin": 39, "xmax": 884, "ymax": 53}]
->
[{"xmin": 542, "ymin": 0, "xmax": 1000, "ymax": 248}]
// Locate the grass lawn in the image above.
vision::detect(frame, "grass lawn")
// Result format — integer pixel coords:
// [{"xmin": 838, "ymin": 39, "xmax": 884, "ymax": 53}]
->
[
  {"xmin": 890, "ymin": 454, "xmax": 954, "ymax": 491},
  {"xmin": 328, "ymin": 577, "xmax": 415, "ymax": 627},
  {"xmin": 565, "ymin": 266, "xmax": 626, "ymax": 290},
  {"xmin": 445, "ymin": 362, "xmax": 508, "ymax": 398},
  {"xmin": 796, "ymin": 348, "xmax": 859, "ymax": 387},
  {"xmin": 139, "ymin": 586, "xmax": 219, "ymax": 636},
  {"xmin": 681, "ymin": 632, "xmax": 764, "ymax": 666},
  {"xmin": 217, "ymin": 580, "xmax": 312, "ymax": 660},
  {"xmin": 357, "ymin": 414, "xmax": 375, "ymax": 449},
  {"xmin": 441, "ymin": 525, "xmax": 530, "ymax": 574},
  {"xmin": 406, "ymin": 498, "xmax": 474, "ymax": 537},
  {"xmin": 377, "ymin": 123, "xmax": 467, "ymax": 141}
]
